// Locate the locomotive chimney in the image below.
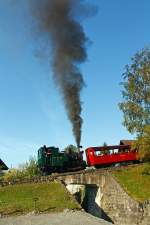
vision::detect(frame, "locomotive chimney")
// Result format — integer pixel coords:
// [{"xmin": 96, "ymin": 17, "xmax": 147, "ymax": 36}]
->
[{"xmin": 78, "ymin": 145, "xmax": 83, "ymax": 152}]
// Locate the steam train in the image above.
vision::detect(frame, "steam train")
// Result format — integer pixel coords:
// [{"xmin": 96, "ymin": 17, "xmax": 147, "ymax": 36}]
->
[{"xmin": 37, "ymin": 140, "xmax": 139, "ymax": 174}]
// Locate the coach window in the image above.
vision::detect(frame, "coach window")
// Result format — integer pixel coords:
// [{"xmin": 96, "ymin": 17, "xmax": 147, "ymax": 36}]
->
[
  {"xmin": 95, "ymin": 150, "xmax": 102, "ymax": 156},
  {"xmin": 110, "ymin": 149, "xmax": 114, "ymax": 155}
]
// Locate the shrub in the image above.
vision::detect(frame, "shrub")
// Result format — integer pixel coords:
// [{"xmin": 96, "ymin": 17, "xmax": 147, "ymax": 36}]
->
[
  {"xmin": 133, "ymin": 125, "xmax": 150, "ymax": 162},
  {"xmin": 3, "ymin": 168, "xmax": 25, "ymax": 182},
  {"xmin": 22, "ymin": 156, "xmax": 41, "ymax": 179},
  {"xmin": 142, "ymin": 164, "xmax": 150, "ymax": 175},
  {"xmin": 2, "ymin": 156, "xmax": 41, "ymax": 182}
]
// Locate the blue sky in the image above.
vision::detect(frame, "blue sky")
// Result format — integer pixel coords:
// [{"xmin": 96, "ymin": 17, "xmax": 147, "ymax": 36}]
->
[{"xmin": 0, "ymin": 0, "xmax": 150, "ymax": 167}]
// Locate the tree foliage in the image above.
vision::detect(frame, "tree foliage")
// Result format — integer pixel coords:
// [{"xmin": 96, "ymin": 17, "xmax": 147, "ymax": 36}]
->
[
  {"xmin": 22, "ymin": 156, "xmax": 40, "ymax": 178},
  {"xmin": 119, "ymin": 47, "xmax": 150, "ymax": 134},
  {"xmin": 119, "ymin": 47, "xmax": 150, "ymax": 161},
  {"xmin": 133, "ymin": 125, "xmax": 150, "ymax": 161},
  {"xmin": 64, "ymin": 144, "xmax": 79, "ymax": 153},
  {"xmin": 2, "ymin": 156, "xmax": 41, "ymax": 182},
  {"xmin": 103, "ymin": 142, "xmax": 108, "ymax": 146}
]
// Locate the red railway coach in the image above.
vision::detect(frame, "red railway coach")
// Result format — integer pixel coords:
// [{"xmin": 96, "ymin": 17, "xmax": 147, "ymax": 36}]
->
[{"xmin": 85, "ymin": 145, "xmax": 139, "ymax": 168}]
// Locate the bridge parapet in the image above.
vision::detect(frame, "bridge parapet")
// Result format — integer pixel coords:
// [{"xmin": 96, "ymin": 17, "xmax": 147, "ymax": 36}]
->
[
  {"xmin": 57, "ymin": 170, "xmax": 108, "ymax": 186},
  {"xmin": 57, "ymin": 170, "xmax": 150, "ymax": 225}
]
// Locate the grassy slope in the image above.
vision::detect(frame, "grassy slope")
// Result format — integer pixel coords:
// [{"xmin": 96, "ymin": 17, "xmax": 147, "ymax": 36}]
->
[
  {"xmin": 112, "ymin": 163, "xmax": 150, "ymax": 202},
  {"xmin": 0, "ymin": 182, "xmax": 80, "ymax": 215}
]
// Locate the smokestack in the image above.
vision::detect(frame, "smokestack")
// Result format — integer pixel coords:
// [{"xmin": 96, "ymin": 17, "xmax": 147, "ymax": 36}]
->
[{"xmin": 30, "ymin": 0, "xmax": 91, "ymax": 147}]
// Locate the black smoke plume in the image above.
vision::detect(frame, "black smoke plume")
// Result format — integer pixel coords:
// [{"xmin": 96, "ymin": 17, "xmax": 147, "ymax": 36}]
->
[{"xmin": 30, "ymin": 0, "xmax": 90, "ymax": 147}]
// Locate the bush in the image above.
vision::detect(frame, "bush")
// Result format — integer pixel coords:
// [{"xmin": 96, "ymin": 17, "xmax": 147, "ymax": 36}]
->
[
  {"xmin": 133, "ymin": 125, "xmax": 150, "ymax": 161},
  {"xmin": 2, "ymin": 157, "xmax": 41, "ymax": 182},
  {"xmin": 142, "ymin": 164, "xmax": 150, "ymax": 175},
  {"xmin": 3, "ymin": 168, "xmax": 25, "ymax": 182},
  {"xmin": 64, "ymin": 144, "xmax": 79, "ymax": 153},
  {"xmin": 22, "ymin": 157, "xmax": 41, "ymax": 179}
]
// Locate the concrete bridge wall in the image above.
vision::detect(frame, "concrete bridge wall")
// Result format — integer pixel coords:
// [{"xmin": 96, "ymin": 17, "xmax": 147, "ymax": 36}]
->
[{"xmin": 58, "ymin": 171, "xmax": 150, "ymax": 225}]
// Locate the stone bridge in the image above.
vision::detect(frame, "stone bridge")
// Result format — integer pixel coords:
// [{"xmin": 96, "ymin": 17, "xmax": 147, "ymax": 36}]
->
[{"xmin": 57, "ymin": 170, "xmax": 150, "ymax": 225}]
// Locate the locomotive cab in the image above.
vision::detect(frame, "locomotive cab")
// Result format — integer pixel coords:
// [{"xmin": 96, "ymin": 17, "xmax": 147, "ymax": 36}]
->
[{"xmin": 38, "ymin": 146, "xmax": 62, "ymax": 174}]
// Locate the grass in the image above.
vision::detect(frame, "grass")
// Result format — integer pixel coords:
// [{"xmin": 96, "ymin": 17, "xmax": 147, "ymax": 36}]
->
[
  {"xmin": 0, "ymin": 181, "xmax": 80, "ymax": 216},
  {"xmin": 112, "ymin": 163, "xmax": 150, "ymax": 203}
]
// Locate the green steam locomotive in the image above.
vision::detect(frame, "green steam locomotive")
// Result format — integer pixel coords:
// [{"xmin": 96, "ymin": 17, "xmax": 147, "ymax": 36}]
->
[{"xmin": 37, "ymin": 145, "xmax": 86, "ymax": 174}]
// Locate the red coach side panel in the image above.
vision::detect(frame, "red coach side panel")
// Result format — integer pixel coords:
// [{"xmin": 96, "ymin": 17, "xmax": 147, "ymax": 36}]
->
[{"xmin": 86, "ymin": 145, "xmax": 138, "ymax": 167}]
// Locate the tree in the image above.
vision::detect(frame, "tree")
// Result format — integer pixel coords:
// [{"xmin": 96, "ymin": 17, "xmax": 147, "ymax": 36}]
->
[
  {"xmin": 133, "ymin": 125, "xmax": 150, "ymax": 161},
  {"xmin": 119, "ymin": 47, "xmax": 150, "ymax": 135},
  {"xmin": 64, "ymin": 145, "xmax": 79, "ymax": 153},
  {"xmin": 119, "ymin": 47, "xmax": 150, "ymax": 160},
  {"xmin": 103, "ymin": 142, "xmax": 108, "ymax": 146},
  {"xmin": 23, "ymin": 156, "xmax": 40, "ymax": 178},
  {"xmin": 2, "ymin": 156, "xmax": 41, "ymax": 182}
]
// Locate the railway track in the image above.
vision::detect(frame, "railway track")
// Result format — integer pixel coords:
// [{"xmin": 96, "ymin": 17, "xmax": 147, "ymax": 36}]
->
[
  {"xmin": 0, "ymin": 163, "xmax": 141, "ymax": 187},
  {"xmin": 50, "ymin": 163, "xmax": 141, "ymax": 177}
]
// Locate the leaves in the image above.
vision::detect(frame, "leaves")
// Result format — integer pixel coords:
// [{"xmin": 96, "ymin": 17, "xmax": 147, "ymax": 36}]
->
[
  {"xmin": 2, "ymin": 157, "xmax": 41, "ymax": 182},
  {"xmin": 119, "ymin": 47, "xmax": 150, "ymax": 135},
  {"xmin": 64, "ymin": 144, "xmax": 79, "ymax": 153},
  {"xmin": 120, "ymin": 47, "xmax": 150, "ymax": 161},
  {"xmin": 133, "ymin": 125, "xmax": 150, "ymax": 161}
]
